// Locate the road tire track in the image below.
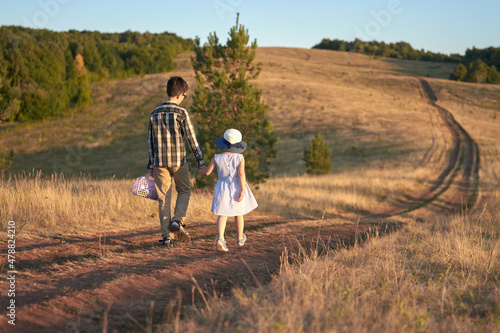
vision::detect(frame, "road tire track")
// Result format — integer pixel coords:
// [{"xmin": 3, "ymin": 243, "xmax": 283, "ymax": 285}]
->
[{"xmin": 366, "ymin": 78, "xmax": 479, "ymax": 219}]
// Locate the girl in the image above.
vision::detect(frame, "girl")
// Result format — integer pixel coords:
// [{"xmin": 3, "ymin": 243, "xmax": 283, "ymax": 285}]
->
[{"xmin": 199, "ymin": 129, "xmax": 258, "ymax": 252}]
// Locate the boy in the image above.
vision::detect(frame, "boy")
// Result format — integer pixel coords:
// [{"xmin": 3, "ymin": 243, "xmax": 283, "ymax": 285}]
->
[{"xmin": 147, "ymin": 76, "xmax": 205, "ymax": 246}]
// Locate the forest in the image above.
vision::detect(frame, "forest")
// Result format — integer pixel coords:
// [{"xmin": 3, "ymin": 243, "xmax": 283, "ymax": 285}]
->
[{"xmin": 0, "ymin": 26, "xmax": 193, "ymax": 121}]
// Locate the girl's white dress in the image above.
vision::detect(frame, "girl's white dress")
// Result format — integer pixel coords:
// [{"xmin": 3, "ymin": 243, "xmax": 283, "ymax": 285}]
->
[{"xmin": 211, "ymin": 153, "xmax": 258, "ymax": 216}]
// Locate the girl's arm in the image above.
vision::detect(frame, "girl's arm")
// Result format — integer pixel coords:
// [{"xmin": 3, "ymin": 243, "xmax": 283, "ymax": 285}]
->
[
  {"xmin": 237, "ymin": 156, "xmax": 246, "ymax": 202},
  {"xmin": 199, "ymin": 158, "xmax": 215, "ymax": 176}
]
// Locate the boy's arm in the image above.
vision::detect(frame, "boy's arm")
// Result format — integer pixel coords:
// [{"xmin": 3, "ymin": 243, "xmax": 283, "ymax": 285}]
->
[
  {"xmin": 180, "ymin": 112, "xmax": 205, "ymax": 166},
  {"xmin": 147, "ymin": 117, "xmax": 155, "ymax": 170},
  {"xmin": 237, "ymin": 156, "xmax": 246, "ymax": 202}
]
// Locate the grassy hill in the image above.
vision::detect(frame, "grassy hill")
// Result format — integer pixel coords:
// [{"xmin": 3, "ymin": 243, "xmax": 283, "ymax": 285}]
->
[
  {"xmin": 0, "ymin": 47, "xmax": 468, "ymax": 177},
  {"xmin": 2, "ymin": 47, "xmax": 499, "ymax": 221},
  {"xmin": 1, "ymin": 47, "xmax": 499, "ymax": 331}
]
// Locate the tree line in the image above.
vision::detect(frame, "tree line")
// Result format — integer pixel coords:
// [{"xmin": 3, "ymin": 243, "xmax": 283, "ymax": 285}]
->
[
  {"xmin": 312, "ymin": 38, "xmax": 463, "ymax": 63},
  {"xmin": 313, "ymin": 38, "xmax": 499, "ymax": 85},
  {"xmin": 450, "ymin": 47, "xmax": 500, "ymax": 84},
  {"xmin": 0, "ymin": 26, "xmax": 193, "ymax": 122}
]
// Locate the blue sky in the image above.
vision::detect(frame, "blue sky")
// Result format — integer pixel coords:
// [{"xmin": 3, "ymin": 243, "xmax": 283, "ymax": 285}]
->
[{"xmin": 1, "ymin": 0, "xmax": 499, "ymax": 55}]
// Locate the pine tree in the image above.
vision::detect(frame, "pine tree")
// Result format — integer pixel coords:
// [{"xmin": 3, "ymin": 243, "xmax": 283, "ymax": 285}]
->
[
  {"xmin": 303, "ymin": 133, "xmax": 332, "ymax": 175},
  {"xmin": 190, "ymin": 14, "xmax": 278, "ymax": 187}
]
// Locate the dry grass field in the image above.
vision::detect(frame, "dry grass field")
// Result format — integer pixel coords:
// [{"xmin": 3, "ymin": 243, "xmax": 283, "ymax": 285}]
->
[{"xmin": 1, "ymin": 47, "xmax": 499, "ymax": 332}]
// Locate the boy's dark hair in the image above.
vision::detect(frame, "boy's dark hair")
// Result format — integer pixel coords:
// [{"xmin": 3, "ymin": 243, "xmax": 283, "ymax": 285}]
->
[{"xmin": 166, "ymin": 76, "xmax": 189, "ymax": 97}]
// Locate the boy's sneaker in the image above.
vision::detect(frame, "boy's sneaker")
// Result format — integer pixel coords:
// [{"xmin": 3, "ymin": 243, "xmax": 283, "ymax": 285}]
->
[
  {"xmin": 216, "ymin": 238, "xmax": 229, "ymax": 252},
  {"xmin": 170, "ymin": 221, "xmax": 181, "ymax": 232},
  {"xmin": 175, "ymin": 225, "xmax": 191, "ymax": 243},
  {"xmin": 158, "ymin": 236, "xmax": 171, "ymax": 246},
  {"xmin": 169, "ymin": 221, "xmax": 191, "ymax": 243},
  {"xmin": 237, "ymin": 233, "xmax": 247, "ymax": 247}
]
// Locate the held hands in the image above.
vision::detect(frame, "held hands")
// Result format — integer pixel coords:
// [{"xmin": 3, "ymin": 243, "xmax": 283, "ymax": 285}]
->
[
  {"xmin": 198, "ymin": 165, "xmax": 208, "ymax": 176},
  {"xmin": 200, "ymin": 159, "xmax": 215, "ymax": 176}
]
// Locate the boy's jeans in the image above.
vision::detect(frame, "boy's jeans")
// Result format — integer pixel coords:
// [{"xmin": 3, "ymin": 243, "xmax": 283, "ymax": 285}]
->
[{"xmin": 153, "ymin": 164, "xmax": 191, "ymax": 238}]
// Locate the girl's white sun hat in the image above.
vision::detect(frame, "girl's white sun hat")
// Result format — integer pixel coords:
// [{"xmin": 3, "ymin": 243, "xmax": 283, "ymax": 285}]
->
[{"xmin": 215, "ymin": 129, "xmax": 247, "ymax": 153}]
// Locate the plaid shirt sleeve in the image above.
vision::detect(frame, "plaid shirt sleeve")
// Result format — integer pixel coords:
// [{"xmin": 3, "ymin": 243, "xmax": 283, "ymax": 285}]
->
[
  {"xmin": 147, "ymin": 116, "xmax": 155, "ymax": 169},
  {"xmin": 181, "ymin": 111, "xmax": 205, "ymax": 166}
]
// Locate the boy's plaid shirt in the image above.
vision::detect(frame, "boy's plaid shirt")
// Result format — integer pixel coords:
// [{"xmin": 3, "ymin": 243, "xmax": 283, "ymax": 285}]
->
[{"xmin": 147, "ymin": 102, "xmax": 205, "ymax": 169}]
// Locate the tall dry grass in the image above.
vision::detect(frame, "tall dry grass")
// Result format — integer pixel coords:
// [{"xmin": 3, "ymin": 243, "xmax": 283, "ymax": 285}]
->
[
  {"xmin": 0, "ymin": 171, "xmax": 156, "ymax": 237},
  {"xmin": 0, "ymin": 170, "xmax": 271, "ymax": 238},
  {"xmin": 157, "ymin": 204, "xmax": 499, "ymax": 332},
  {"xmin": 0, "ymin": 162, "xmax": 432, "ymax": 238},
  {"xmin": 0, "ymin": 171, "xmax": 221, "ymax": 238},
  {"xmin": 257, "ymin": 165, "xmax": 436, "ymax": 219}
]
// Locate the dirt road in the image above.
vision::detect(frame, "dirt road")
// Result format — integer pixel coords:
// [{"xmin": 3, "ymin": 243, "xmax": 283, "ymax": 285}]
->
[{"xmin": 1, "ymin": 219, "xmax": 401, "ymax": 332}]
